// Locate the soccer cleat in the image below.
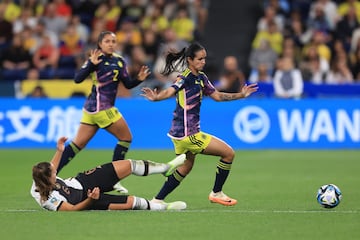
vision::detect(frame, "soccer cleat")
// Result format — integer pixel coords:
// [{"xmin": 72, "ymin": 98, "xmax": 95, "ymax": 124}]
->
[
  {"xmin": 208, "ymin": 191, "xmax": 238, "ymax": 206},
  {"xmin": 166, "ymin": 201, "xmax": 187, "ymax": 210},
  {"xmin": 150, "ymin": 198, "xmax": 187, "ymax": 210},
  {"xmin": 164, "ymin": 154, "xmax": 186, "ymax": 177},
  {"xmin": 113, "ymin": 182, "xmax": 129, "ymax": 194},
  {"xmin": 148, "ymin": 200, "xmax": 167, "ymax": 211}
]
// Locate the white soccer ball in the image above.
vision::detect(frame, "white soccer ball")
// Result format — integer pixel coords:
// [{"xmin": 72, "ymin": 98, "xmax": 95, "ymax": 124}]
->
[{"xmin": 316, "ymin": 184, "xmax": 342, "ymax": 208}]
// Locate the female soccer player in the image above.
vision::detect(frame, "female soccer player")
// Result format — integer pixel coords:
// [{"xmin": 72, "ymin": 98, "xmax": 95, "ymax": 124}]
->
[
  {"xmin": 58, "ymin": 31, "xmax": 151, "ymax": 193},
  {"xmin": 31, "ymin": 137, "xmax": 186, "ymax": 211},
  {"xmin": 141, "ymin": 42, "xmax": 258, "ymax": 206}
]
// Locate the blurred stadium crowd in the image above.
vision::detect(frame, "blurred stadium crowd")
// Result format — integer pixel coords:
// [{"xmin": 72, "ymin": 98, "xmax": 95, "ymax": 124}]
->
[
  {"xmin": 247, "ymin": 0, "xmax": 360, "ymax": 98},
  {"xmin": 0, "ymin": 0, "xmax": 359, "ymax": 98},
  {"xmin": 0, "ymin": 0, "xmax": 210, "ymax": 97}
]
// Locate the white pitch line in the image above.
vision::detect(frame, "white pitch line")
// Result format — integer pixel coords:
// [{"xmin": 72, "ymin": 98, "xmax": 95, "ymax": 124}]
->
[
  {"xmin": 1, "ymin": 209, "xmax": 358, "ymax": 214},
  {"xmin": 180, "ymin": 209, "xmax": 359, "ymax": 214},
  {"xmin": 1, "ymin": 209, "xmax": 39, "ymax": 212},
  {"xmin": 184, "ymin": 209, "xmax": 360, "ymax": 214}
]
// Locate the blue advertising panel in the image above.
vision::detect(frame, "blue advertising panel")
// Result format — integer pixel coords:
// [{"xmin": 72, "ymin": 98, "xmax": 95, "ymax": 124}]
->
[
  {"xmin": 0, "ymin": 98, "xmax": 359, "ymax": 149},
  {"xmin": 201, "ymin": 99, "xmax": 360, "ymax": 149}
]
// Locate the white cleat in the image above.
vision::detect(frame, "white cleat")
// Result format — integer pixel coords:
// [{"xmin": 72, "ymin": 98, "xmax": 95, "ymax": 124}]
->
[
  {"xmin": 149, "ymin": 201, "xmax": 167, "ymax": 211},
  {"xmin": 164, "ymin": 154, "xmax": 186, "ymax": 177},
  {"xmin": 113, "ymin": 182, "xmax": 129, "ymax": 194},
  {"xmin": 166, "ymin": 201, "xmax": 187, "ymax": 210},
  {"xmin": 150, "ymin": 198, "xmax": 187, "ymax": 210}
]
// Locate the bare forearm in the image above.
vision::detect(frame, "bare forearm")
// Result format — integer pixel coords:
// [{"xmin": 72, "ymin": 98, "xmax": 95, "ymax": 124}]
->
[
  {"xmin": 50, "ymin": 150, "xmax": 63, "ymax": 170},
  {"xmin": 214, "ymin": 92, "xmax": 245, "ymax": 101},
  {"xmin": 155, "ymin": 88, "xmax": 175, "ymax": 101},
  {"xmin": 211, "ymin": 83, "xmax": 258, "ymax": 101},
  {"xmin": 59, "ymin": 198, "xmax": 95, "ymax": 211},
  {"xmin": 72, "ymin": 198, "xmax": 95, "ymax": 211}
]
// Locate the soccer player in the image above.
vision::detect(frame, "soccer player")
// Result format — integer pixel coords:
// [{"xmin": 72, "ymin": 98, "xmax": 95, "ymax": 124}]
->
[
  {"xmin": 31, "ymin": 137, "xmax": 187, "ymax": 211},
  {"xmin": 58, "ymin": 31, "xmax": 151, "ymax": 193},
  {"xmin": 141, "ymin": 42, "xmax": 258, "ymax": 206}
]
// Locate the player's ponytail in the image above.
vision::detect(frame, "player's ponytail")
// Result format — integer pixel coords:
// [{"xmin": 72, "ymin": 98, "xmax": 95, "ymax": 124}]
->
[
  {"xmin": 161, "ymin": 47, "xmax": 187, "ymax": 76},
  {"xmin": 161, "ymin": 42, "xmax": 205, "ymax": 76},
  {"xmin": 32, "ymin": 162, "xmax": 54, "ymax": 202}
]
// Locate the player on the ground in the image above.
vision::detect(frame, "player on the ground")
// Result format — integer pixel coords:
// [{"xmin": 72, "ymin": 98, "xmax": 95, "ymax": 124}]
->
[{"xmin": 31, "ymin": 137, "xmax": 186, "ymax": 211}]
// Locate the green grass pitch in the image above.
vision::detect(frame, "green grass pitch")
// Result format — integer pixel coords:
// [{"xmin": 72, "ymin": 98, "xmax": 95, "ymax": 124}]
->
[{"xmin": 0, "ymin": 149, "xmax": 359, "ymax": 240}]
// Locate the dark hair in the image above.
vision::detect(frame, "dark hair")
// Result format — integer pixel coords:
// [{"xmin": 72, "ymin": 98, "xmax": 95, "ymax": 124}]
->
[
  {"xmin": 32, "ymin": 162, "xmax": 53, "ymax": 202},
  {"xmin": 97, "ymin": 31, "xmax": 115, "ymax": 49},
  {"xmin": 161, "ymin": 42, "xmax": 205, "ymax": 76}
]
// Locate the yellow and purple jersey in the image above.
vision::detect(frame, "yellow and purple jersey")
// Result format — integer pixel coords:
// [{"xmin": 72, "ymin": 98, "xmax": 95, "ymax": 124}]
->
[
  {"xmin": 75, "ymin": 53, "xmax": 141, "ymax": 113},
  {"xmin": 168, "ymin": 68, "xmax": 216, "ymax": 139}
]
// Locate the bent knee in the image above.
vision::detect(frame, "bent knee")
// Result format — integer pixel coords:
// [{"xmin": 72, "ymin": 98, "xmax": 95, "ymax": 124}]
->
[{"xmin": 223, "ymin": 149, "xmax": 235, "ymax": 162}]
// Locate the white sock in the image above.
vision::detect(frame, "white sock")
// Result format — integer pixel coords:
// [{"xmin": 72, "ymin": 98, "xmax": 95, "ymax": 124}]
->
[
  {"xmin": 130, "ymin": 160, "xmax": 167, "ymax": 176},
  {"xmin": 132, "ymin": 196, "xmax": 150, "ymax": 210}
]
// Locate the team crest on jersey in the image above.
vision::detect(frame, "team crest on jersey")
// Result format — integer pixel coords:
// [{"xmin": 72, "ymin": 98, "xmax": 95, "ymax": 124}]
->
[
  {"xmin": 50, "ymin": 197, "xmax": 58, "ymax": 204},
  {"xmin": 174, "ymin": 77, "xmax": 184, "ymax": 87},
  {"xmin": 117, "ymin": 61, "xmax": 123, "ymax": 67}
]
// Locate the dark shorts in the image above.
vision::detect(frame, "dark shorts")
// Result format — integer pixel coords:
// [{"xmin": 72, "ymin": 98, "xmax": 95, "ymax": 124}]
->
[{"xmin": 75, "ymin": 162, "xmax": 128, "ymax": 210}]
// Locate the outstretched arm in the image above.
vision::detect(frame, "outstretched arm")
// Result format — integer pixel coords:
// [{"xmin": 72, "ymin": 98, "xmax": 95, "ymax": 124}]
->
[
  {"xmin": 122, "ymin": 65, "xmax": 151, "ymax": 89},
  {"xmin": 58, "ymin": 187, "xmax": 100, "ymax": 211},
  {"xmin": 141, "ymin": 86, "xmax": 177, "ymax": 101},
  {"xmin": 209, "ymin": 83, "xmax": 258, "ymax": 102},
  {"xmin": 50, "ymin": 137, "xmax": 68, "ymax": 171}
]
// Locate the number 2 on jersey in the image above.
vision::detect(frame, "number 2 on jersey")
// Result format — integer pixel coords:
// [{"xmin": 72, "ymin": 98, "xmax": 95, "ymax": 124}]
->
[{"xmin": 113, "ymin": 70, "xmax": 119, "ymax": 81}]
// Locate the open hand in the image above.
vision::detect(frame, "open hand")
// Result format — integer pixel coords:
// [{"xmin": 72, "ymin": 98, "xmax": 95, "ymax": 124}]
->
[
  {"xmin": 89, "ymin": 49, "xmax": 103, "ymax": 65},
  {"xmin": 56, "ymin": 137, "xmax": 68, "ymax": 152},
  {"xmin": 137, "ymin": 65, "xmax": 151, "ymax": 81},
  {"xmin": 141, "ymin": 87, "xmax": 158, "ymax": 101},
  {"xmin": 241, "ymin": 83, "xmax": 259, "ymax": 98}
]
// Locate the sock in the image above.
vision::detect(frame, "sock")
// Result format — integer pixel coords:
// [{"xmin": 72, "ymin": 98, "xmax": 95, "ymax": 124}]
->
[
  {"xmin": 132, "ymin": 196, "xmax": 150, "ymax": 210},
  {"xmin": 130, "ymin": 160, "xmax": 167, "ymax": 176},
  {"xmin": 212, "ymin": 159, "xmax": 232, "ymax": 193},
  {"xmin": 113, "ymin": 140, "xmax": 131, "ymax": 161},
  {"xmin": 155, "ymin": 170, "xmax": 185, "ymax": 200},
  {"xmin": 57, "ymin": 142, "xmax": 81, "ymax": 172}
]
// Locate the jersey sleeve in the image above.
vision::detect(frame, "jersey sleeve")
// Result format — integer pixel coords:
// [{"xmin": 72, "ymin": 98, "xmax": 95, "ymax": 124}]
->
[
  {"xmin": 171, "ymin": 76, "xmax": 185, "ymax": 92},
  {"xmin": 74, "ymin": 59, "xmax": 96, "ymax": 83},
  {"xmin": 42, "ymin": 191, "xmax": 66, "ymax": 211},
  {"xmin": 30, "ymin": 181, "xmax": 66, "ymax": 211},
  {"xmin": 118, "ymin": 57, "xmax": 143, "ymax": 89}
]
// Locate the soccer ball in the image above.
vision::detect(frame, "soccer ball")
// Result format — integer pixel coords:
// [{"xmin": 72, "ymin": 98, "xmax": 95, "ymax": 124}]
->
[{"xmin": 316, "ymin": 184, "xmax": 342, "ymax": 208}]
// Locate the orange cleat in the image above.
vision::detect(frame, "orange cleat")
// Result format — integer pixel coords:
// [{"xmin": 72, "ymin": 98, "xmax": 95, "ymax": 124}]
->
[{"xmin": 208, "ymin": 191, "xmax": 238, "ymax": 206}]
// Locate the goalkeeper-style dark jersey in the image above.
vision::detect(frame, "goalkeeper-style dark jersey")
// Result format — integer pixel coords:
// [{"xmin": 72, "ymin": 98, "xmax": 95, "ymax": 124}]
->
[
  {"xmin": 74, "ymin": 53, "xmax": 141, "ymax": 113},
  {"xmin": 168, "ymin": 68, "xmax": 216, "ymax": 139}
]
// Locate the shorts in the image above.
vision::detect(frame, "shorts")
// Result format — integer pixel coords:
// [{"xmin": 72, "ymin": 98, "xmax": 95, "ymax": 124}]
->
[
  {"xmin": 76, "ymin": 162, "xmax": 128, "ymax": 210},
  {"xmin": 170, "ymin": 131, "xmax": 212, "ymax": 155},
  {"xmin": 81, "ymin": 107, "xmax": 122, "ymax": 128}
]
